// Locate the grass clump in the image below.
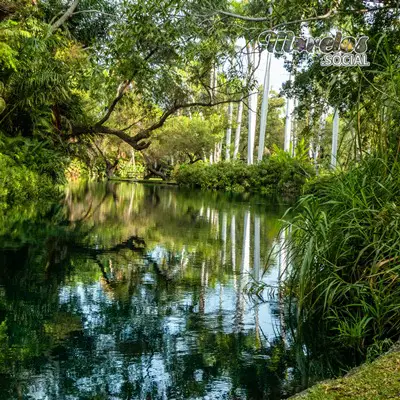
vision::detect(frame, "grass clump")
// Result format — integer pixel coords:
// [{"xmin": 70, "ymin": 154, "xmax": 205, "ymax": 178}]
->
[{"xmin": 285, "ymin": 157, "xmax": 400, "ymax": 355}]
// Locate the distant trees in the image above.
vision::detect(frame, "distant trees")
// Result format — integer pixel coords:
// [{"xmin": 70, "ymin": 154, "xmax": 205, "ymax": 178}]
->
[{"xmin": 1, "ymin": 0, "xmax": 398, "ymax": 179}]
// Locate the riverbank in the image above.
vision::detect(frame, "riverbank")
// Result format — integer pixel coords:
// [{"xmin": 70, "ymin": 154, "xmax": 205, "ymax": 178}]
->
[
  {"xmin": 290, "ymin": 343, "xmax": 400, "ymax": 400},
  {"xmin": 109, "ymin": 177, "xmax": 178, "ymax": 185}
]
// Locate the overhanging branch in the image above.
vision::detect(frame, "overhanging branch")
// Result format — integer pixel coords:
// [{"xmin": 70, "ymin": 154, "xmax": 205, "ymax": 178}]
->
[
  {"xmin": 217, "ymin": 5, "xmax": 396, "ymax": 25},
  {"xmin": 71, "ymin": 94, "xmax": 250, "ymax": 151},
  {"xmin": 50, "ymin": 0, "xmax": 80, "ymax": 32}
]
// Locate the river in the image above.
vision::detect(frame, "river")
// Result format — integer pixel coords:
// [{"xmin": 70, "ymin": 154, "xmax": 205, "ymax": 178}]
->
[{"xmin": 0, "ymin": 182, "xmax": 330, "ymax": 399}]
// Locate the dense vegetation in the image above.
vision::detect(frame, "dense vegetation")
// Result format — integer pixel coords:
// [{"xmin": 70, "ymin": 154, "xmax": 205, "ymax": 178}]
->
[
  {"xmin": 174, "ymin": 149, "xmax": 314, "ymax": 195},
  {"xmin": 284, "ymin": 157, "xmax": 400, "ymax": 357},
  {"xmin": 0, "ymin": 137, "xmax": 66, "ymax": 210}
]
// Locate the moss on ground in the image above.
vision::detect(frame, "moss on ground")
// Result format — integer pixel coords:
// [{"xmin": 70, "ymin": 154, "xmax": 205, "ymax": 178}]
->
[{"xmin": 291, "ymin": 351, "xmax": 400, "ymax": 400}]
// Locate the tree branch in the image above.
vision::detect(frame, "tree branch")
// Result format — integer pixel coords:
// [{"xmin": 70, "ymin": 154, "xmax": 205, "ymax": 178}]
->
[
  {"xmin": 218, "ymin": 10, "xmax": 272, "ymax": 22},
  {"xmin": 96, "ymin": 80, "xmax": 131, "ymax": 126},
  {"xmin": 71, "ymin": 95, "xmax": 250, "ymax": 151},
  {"xmin": 133, "ymin": 96, "xmax": 249, "ymax": 143},
  {"xmin": 50, "ymin": 0, "xmax": 80, "ymax": 32},
  {"xmin": 217, "ymin": 5, "xmax": 396, "ymax": 25},
  {"xmin": 94, "ymin": 49, "xmax": 157, "ymax": 127},
  {"xmin": 71, "ymin": 10, "xmax": 117, "ymax": 18},
  {"xmin": 121, "ymin": 115, "xmax": 147, "ymax": 131}
]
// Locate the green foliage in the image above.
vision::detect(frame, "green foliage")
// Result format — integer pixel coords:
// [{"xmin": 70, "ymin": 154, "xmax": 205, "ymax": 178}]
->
[
  {"xmin": 0, "ymin": 135, "xmax": 66, "ymax": 207},
  {"xmin": 0, "ymin": 153, "xmax": 58, "ymax": 205},
  {"xmin": 115, "ymin": 161, "xmax": 145, "ymax": 179},
  {"xmin": 285, "ymin": 157, "xmax": 400, "ymax": 354},
  {"xmin": 65, "ymin": 158, "xmax": 90, "ymax": 181},
  {"xmin": 148, "ymin": 113, "xmax": 225, "ymax": 165},
  {"xmin": 0, "ymin": 17, "xmax": 92, "ymax": 137},
  {"xmin": 174, "ymin": 153, "xmax": 314, "ymax": 196}
]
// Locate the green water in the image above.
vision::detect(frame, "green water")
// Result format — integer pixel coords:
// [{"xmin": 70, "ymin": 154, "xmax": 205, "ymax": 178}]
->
[{"xmin": 0, "ymin": 182, "xmax": 317, "ymax": 399}]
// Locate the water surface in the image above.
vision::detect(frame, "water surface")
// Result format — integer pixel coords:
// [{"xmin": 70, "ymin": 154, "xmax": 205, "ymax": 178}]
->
[{"xmin": 0, "ymin": 182, "xmax": 304, "ymax": 399}]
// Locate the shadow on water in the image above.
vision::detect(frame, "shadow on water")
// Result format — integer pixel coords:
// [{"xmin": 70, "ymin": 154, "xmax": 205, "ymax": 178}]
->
[{"xmin": 0, "ymin": 181, "xmax": 350, "ymax": 399}]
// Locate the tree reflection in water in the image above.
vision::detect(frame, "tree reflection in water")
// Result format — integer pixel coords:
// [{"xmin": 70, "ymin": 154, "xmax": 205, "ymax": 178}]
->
[{"xmin": 0, "ymin": 182, "xmax": 332, "ymax": 399}]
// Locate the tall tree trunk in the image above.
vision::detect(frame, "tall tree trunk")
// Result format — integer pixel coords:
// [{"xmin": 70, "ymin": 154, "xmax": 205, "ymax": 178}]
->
[
  {"xmin": 291, "ymin": 97, "xmax": 298, "ymax": 156},
  {"xmin": 246, "ymin": 43, "xmax": 258, "ymax": 165},
  {"xmin": 284, "ymin": 72, "xmax": 293, "ymax": 152},
  {"xmin": 316, "ymin": 111, "xmax": 326, "ymax": 175},
  {"xmin": 257, "ymin": 53, "xmax": 272, "ymax": 162},
  {"xmin": 331, "ymin": 108, "xmax": 339, "ymax": 168},
  {"xmin": 233, "ymin": 101, "xmax": 243, "ymax": 160},
  {"xmin": 225, "ymin": 102, "xmax": 233, "ymax": 160},
  {"xmin": 309, "ymin": 104, "xmax": 314, "ymax": 159}
]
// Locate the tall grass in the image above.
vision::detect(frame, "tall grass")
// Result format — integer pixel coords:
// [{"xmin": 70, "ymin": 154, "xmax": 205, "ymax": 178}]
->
[{"xmin": 285, "ymin": 157, "xmax": 400, "ymax": 354}]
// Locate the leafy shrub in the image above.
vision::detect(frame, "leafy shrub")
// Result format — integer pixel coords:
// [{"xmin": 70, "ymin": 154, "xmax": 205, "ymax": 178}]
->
[
  {"xmin": 174, "ymin": 155, "xmax": 314, "ymax": 196},
  {"xmin": 65, "ymin": 158, "xmax": 89, "ymax": 181},
  {"xmin": 115, "ymin": 161, "xmax": 145, "ymax": 179},
  {"xmin": 0, "ymin": 153, "xmax": 58, "ymax": 205},
  {"xmin": 0, "ymin": 135, "xmax": 66, "ymax": 207}
]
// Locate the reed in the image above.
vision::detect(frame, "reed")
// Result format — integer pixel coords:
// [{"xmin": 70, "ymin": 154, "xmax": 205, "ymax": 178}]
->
[{"xmin": 285, "ymin": 157, "xmax": 400, "ymax": 354}]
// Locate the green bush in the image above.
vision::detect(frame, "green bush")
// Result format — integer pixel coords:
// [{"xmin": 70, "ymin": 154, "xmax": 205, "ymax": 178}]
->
[
  {"xmin": 115, "ymin": 161, "xmax": 145, "ymax": 179},
  {"xmin": 65, "ymin": 158, "xmax": 90, "ymax": 181},
  {"xmin": 0, "ymin": 153, "xmax": 59, "ymax": 205},
  {"xmin": 174, "ymin": 155, "xmax": 314, "ymax": 196},
  {"xmin": 0, "ymin": 135, "xmax": 67, "ymax": 207}
]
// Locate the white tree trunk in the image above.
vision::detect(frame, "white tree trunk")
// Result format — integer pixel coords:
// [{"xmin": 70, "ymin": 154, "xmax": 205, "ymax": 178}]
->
[
  {"xmin": 284, "ymin": 74, "xmax": 293, "ymax": 152},
  {"xmin": 257, "ymin": 52, "xmax": 272, "ymax": 162},
  {"xmin": 315, "ymin": 111, "xmax": 326, "ymax": 173},
  {"xmin": 248, "ymin": 91, "xmax": 258, "ymax": 165},
  {"xmin": 225, "ymin": 103, "xmax": 233, "ymax": 160},
  {"xmin": 217, "ymin": 141, "xmax": 222, "ymax": 162},
  {"xmin": 309, "ymin": 104, "xmax": 314, "ymax": 159},
  {"xmin": 214, "ymin": 142, "xmax": 218, "ymax": 163},
  {"xmin": 246, "ymin": 43, "xmax": 258, "ymax": 165},
  {"xmin": 291, "ymin": 97, "xmax": 298, "ymax": 156},
  {"xmin": 233, "ymin": 102, "xmax": 243, "ymax": 160},
  {"xmin": 331, "ymin": 108, "xmax": 339, "ymax": 168}
]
